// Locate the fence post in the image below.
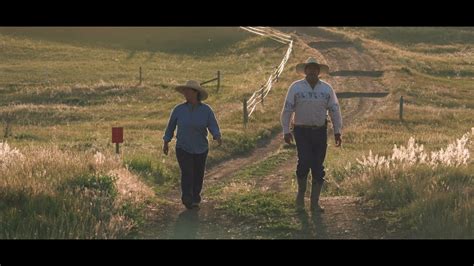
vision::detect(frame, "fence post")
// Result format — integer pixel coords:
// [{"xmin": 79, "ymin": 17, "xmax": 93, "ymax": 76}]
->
[
  {"xmin": 2, "ymin": 112, "xmax": 13, "ymax": 139},
  {"xmin": 217, "ymin": 70, "xmax": 220, "ymax": 93},
  {"xmin": 139, "ymin": 66, "xmax": 142, "ymax": 85},
  {"xmin": 399, "ymin": 96, "xmax": 404, "ymax": 121},
  {"xmin": 243, "ymin": 97, "xmax": 248, "ymax": 128},
  {"xmin": 3, "ymin": 120, "xmax": 11, "ymax": 138}
]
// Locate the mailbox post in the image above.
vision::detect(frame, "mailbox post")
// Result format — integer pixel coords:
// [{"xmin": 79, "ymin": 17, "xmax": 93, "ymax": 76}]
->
[{"xmin": 112, "ymin": 127, "xmax": 123, "ymax": 154}]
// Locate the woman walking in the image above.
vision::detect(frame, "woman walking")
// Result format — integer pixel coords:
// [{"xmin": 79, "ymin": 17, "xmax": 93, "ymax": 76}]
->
[{"xmin": 163, "ymin": 80, "xmax": 222, "ymax": 210}]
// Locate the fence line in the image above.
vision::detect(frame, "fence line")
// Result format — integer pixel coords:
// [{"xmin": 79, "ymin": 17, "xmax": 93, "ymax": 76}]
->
[
  {"xmin": 241, "ymin": 27, "xmax": 290, "ymax": 44},
  {"xmin": 246, "ymin": 27, "xmax": 292, "ymax": 43},
  {"xmin": 247, "ymin": 27, "xmax": 292, "ymax": 41},
  {"xmin": 240, "ymin": 27, "xmax": 293, "ymax": 122},
  {"xmin": 200, "ymin": 70, "xmax": 221, "ymax": 93}
]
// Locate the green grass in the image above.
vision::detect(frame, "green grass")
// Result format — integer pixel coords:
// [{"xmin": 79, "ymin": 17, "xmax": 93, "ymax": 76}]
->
[
  {"xmin": 216, "ymin": 191, "xmax": 298, "ymax": 238},
  {"xmin": 61, "ymin": 174, "xmax": 118, "ymax": 198},
  {"xmin": 124, "ymin": 153, "xmax": 178, "ymax": 189},
  {"xmin": 204, "ymin": 145, "xmax": 295, "ymax": 199},
  {"xmin": 204, "ymin": 145, "xmax": 303, "ymax": 238},
  {"xmin": 226, "ymin": 146, "xmax": 294, "ymax": 181},
  {"xmin": 0, "ymin": 188, "xmax": 111, "ymax": 239}
]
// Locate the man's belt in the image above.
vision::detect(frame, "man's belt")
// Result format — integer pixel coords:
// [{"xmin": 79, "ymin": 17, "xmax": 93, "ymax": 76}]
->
[{"xmin": 294, "ymin": 124, "xmax": 326, "ymax": 129}]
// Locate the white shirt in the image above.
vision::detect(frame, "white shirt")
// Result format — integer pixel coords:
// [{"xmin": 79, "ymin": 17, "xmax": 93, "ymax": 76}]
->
[{"xmin": 280, "ymin": 79, "xmax": 342, "ymax": 135}]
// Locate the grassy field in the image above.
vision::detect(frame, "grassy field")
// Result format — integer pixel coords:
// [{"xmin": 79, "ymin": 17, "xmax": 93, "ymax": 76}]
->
[
  {"xmin": 1, "ymin": 27, "xmax": 473, "ymax": 239},
  {"xmin": 0, "ymin": 27, "xmax": 299, "ymax": 179},
  {"xmin": 0, "ymin": 27, "xmax": 310, "ymax": 238}
]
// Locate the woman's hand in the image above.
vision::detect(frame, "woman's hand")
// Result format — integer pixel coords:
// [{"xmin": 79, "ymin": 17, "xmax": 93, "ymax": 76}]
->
[
  {"xmin": 335, "ymin": 134, "xmax": 342, "ymax": 147},
  {"xmin": 215, "ymin": 137, "xmax": 222, "ymax": 147},
  {"xmin": 163, "ymin": 141, "xmax": 169, "ymax": 155}
]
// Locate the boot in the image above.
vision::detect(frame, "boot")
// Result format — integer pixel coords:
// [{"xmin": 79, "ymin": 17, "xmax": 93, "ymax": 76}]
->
[
  {"xmin": 310, "ymin": 179, "xmax": 325, "ymax": 213},
  {"xmin": 296, "ymin": 177, "xmax": 307, "ymax": 210}
]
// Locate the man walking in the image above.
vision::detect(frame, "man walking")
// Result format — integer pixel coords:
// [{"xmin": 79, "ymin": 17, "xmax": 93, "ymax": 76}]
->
[{"xmin": 281, "ymin": 57, "xmax": 342, "ymax": 212}]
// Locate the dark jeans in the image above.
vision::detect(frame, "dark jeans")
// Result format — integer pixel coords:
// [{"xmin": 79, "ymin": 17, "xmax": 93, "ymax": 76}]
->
[
  {"xmin": 293, "ymin": 126, "xmax": 328, "ymax": 185},
  {"xmin": 176, "ymin": 148, "xmax": 208, "ymax": 206}
]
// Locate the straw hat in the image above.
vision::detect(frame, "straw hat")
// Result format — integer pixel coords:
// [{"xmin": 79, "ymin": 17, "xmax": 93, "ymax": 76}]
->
[
  {"xmin": 296, "ymin": 57, "xmax": 329, "ymax": 75},
  {"xmin": 175, "ymin": 80, "xmax": 208, "ymax": 101}
]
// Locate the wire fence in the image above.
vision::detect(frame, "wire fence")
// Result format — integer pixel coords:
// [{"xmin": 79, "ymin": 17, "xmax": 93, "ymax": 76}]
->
[{"xmin": 239, "ymin": 27, "xmax": 293, "ymax": 125}]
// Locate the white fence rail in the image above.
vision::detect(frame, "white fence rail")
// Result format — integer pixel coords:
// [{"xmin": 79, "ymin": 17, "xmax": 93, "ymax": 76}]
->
[{"xmin": 240, "ymin": 27, "xmax": 293, "ymax": 125}]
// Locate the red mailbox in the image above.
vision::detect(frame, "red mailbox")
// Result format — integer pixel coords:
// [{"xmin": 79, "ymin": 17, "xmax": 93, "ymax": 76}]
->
[
  {"xmin": 112, "ymin": 127, "xmax": 123, "ymax": 155},
  {"xmin": 112, "ymin": 127, "xmax": 123, "ymax": 143}
]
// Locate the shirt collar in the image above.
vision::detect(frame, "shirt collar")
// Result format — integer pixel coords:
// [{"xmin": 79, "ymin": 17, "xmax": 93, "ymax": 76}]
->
[
  {"xmin": 303, "ymin": 78, "xmax": 321, "ymax": 89},
  {"xmin": 185, "ymin": 101, "xmax": 202, "ymax": 109}
]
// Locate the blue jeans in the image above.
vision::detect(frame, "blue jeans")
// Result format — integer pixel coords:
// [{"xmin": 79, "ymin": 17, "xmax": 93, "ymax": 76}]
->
[
  {"xmin": 293, "ymin": 126, "xmax": 327, "ymax": 185},
  {"xmin": 176, "ymin": 148, "xmax": 208, "ymax": 206}
]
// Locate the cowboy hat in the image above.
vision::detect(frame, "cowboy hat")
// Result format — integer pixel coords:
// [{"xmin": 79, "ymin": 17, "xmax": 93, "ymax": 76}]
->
[
  {"xmin": 175, "ymin": 80, "xmax": 208, "ymax": 101},
  {"xmin": 295, "ymin": 57, "xmax": 329, "ymax": 75}
]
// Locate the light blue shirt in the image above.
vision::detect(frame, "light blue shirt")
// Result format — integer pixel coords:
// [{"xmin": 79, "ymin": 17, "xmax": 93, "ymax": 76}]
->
[{"xmin": 163, "ymin": 102, "xmax": 221, "ymax": 154}]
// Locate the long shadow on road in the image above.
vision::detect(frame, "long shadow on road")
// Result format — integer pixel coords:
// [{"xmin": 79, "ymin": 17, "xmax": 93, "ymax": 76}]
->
[
  {"xmin": 296, "ymin": 210, "xmax": 329, "ymax": 239},
  {"xmin": 171, "ymin": 209, "xmax": 200, "ymax": 239}
]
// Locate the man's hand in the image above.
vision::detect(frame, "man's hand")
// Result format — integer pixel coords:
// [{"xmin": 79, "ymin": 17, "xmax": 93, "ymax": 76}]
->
[
  {"xmin": 215, "ymin": 137, "xmax": 222, "ymax": 147},
  {"xmin": 163, "ymin": 141, "xmax": 169, "ymax": 155},
  {"xmin": 284, "ymin": 133, "xmax": 294, "ymax": 145},
  {"xmin": 335, "ymin": 133, "xmax": 342, "ymax": 147}
]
